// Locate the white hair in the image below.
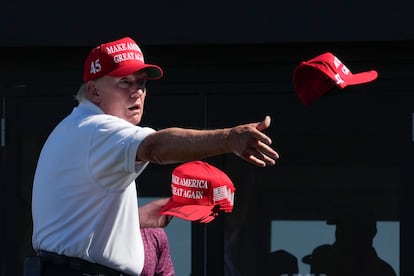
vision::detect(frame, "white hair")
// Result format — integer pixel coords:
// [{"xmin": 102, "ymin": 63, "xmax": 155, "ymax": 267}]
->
[{"xmin": 75, "ymin": 83, "xmax": 88, "ymax": 103}]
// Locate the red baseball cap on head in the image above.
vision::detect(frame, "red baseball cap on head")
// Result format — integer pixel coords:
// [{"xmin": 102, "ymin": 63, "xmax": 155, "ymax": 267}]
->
[
  {"xmin": 293, "ymin": 52, "xmax": 378, "ymax": 106},
  {"xmin": 160, "ymin": 161, "xmax": 236, "ymax": 223},
  {"xmin": 83, "ymin": 36, "xmax": 163, "ymax": 82}
]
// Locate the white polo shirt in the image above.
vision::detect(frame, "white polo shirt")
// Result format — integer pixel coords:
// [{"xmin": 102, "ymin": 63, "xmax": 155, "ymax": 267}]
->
[{"xmin": 32, "ymin": 100, "xmax": 155, "ymax": 275}]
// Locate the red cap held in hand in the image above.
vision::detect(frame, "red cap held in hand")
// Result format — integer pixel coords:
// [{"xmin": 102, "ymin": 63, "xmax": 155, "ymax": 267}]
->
[{"xmin": 160, "ymin": 161, "xmax": 235, "ymax": 223}]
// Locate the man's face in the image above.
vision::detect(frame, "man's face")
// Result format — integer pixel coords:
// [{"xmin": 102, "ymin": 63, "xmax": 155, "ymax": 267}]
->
[{"xmin": 92, "ymin": 71, "xmax": 148, "ymax": 125}]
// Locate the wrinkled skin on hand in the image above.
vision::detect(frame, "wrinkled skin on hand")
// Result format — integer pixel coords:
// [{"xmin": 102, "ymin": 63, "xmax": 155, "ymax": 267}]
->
[
  {"xmin": 228, "ymin": 116, "xmax": 279, "ymax": 167},
  {"xmin": 139, "ymin": 198, "xmax": 173, "ymax": 228}
]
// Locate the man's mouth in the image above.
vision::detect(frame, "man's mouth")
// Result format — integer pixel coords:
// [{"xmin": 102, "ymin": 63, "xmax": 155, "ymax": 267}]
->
[{"xmin": 128, "ymin": 105, "xmax": 140, "ymax": 111}]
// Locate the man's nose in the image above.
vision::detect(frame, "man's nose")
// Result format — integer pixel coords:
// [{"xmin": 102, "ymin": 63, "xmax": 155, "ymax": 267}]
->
[{"xmin": 130, "ymin": 88, "xmax": 145, "ymax": 99}]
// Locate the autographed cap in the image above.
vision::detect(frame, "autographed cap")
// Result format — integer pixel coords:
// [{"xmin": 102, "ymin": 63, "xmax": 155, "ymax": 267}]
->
[
  {"xmin": 83, "ymin": 36, "xmax": 163, "ymax": 82},
  {"xmin": 293, "ymin": 52, "xmax": 378, "ymax": 105},
  {"xmin": 160, "ymin": 161, "xmax": 235, "ymax": 223}
]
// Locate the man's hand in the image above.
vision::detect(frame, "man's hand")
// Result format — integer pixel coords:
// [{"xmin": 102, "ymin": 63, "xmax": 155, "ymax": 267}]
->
[
  {"xmin": 228, "ymin": 116, "xmax": 279, "ymax": 167},
  {"xmin": 139, "ymin": 198, "xmax": 173, "ymax": 228}
]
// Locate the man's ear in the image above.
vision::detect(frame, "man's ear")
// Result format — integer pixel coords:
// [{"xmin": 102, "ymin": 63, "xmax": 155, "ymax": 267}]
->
[{"xmin": 86, "ymin": 81, "xmax": 100, "ymax": 103}]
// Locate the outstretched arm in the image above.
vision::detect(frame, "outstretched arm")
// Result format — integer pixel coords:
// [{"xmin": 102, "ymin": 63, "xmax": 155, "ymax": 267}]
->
[{"xmin": 137, "ymin": 116, "xmax": 279, "ymax": 167}]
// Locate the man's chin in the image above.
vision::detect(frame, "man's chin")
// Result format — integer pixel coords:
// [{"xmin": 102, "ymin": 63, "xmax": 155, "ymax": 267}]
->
[{"xmin": 128, "ymin": 116, "xmax": 142, "ymax": 126}]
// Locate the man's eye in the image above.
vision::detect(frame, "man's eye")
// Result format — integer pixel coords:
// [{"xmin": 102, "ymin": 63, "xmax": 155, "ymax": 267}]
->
[{"xmin": 118, "ymin": 80, "xmax": 131, "ymax": 88}]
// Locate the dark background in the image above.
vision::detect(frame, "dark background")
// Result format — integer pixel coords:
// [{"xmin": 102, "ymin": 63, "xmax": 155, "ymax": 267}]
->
[
  {"xmin": 1, "ymin": 0, "xmax": 413, "ymax": 46},
  {"xmin": 1, "ymin": 0, "xmax": 413, "ymax": 275}
]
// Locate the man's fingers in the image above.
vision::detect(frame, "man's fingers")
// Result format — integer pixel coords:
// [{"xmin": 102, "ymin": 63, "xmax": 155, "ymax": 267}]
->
[
  {"xmin": 242, "ymin": 145, "xmax": 278, "ymax": 167},
  {"xmin": 247, "ymin": 155, "xmax": 266, "ymax": 167},
  {"xmin": 258, "ymin": 141, "xmax": 279, "ymax": 160},
  {"xmin": 230, "ymin": 115, "xmax": 279, "ymax": 167},
  {"xmin": 157, "ymin": 197, "xmax": 171, "ymax": 207},
  {"xmin": 159, "ymin": 215, "xmax": 173, "ymax": 228},
  {"xmin": 255, "ymin": 115, "xmax": 271, "ymax": 132}
]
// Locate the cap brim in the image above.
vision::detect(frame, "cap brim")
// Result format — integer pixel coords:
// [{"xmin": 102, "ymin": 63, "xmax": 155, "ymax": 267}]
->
[
  {"xmin": 199, "ymin": 214, "xmax": 216, "ymax": 223},
  {"xmin": 108, "ymin": 63, "xmax": 163, "ymax": 80},
  {"xmin": 160, "ymin": 199, "xmax": 215, "ymax": 221},
  {"xmin": 347, "ymin": 70, "xmax": 378, "ymax": 86},
  {"xmin": 302, "ymin": 254, "xmax": 312, "ymax": 264}
]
